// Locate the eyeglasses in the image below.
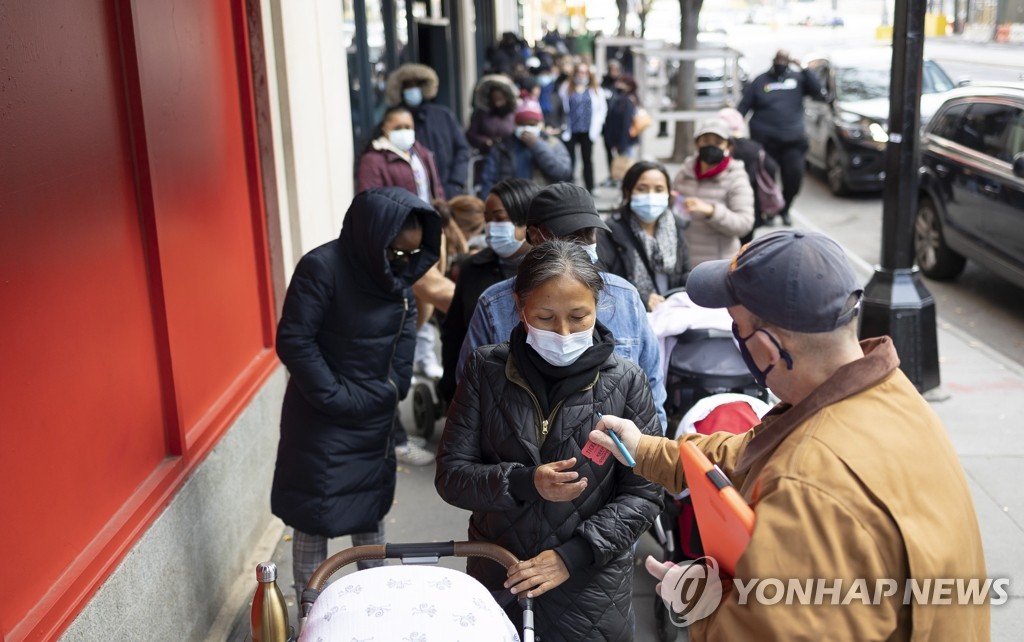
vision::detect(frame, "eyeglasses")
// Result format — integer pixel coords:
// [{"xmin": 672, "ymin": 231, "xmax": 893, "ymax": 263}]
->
[{"xmin": 387, "ymin": 246, "xmax": 422, "ymax": 259}]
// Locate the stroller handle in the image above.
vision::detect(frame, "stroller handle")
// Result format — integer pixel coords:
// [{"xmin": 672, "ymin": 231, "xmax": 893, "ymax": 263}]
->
[
  {"xmin": 306, "ymin": 540, "xmax": 520, "ymax": 591},
  {"xmin": 301, "ymin": 541, "xmax": 533, "ymax": 641}
]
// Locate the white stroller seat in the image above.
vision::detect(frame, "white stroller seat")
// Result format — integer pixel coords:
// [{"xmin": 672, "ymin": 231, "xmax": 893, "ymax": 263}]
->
[{"xmin": 299, "ymin": 565, "xmax": 521, "ymax": 641}]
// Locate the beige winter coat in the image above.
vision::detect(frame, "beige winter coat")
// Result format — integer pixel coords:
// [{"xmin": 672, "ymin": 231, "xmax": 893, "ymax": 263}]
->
[
  {"xmin": 634, "ymin": 338, "xmax": 990, "ymax": 641},
  {"xmin": 671, "ymin": 156, "xmax": 754, "ymax": 266}
]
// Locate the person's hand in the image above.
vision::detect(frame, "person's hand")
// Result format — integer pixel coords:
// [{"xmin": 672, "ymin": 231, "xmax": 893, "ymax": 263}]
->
[
  {"xmin": 505, "ymin": 550, "xmax": 570, "ymax": 598},
  {"xmin": 684, "ymin": 197, "xmax": 714, "ymax": 218},
  {"xmin": 645, "ymin": 555, "xmax": 678, "ymax": 597},
  {"xmin": 534, "ymin": 458, "xmax": 587, "ymax": 501},
  {"xmin": 647, "ymin": 292, "xmax": 666, "ymax": 311},
  {"xmin": 589, "ymin": 415, "xmax": 642, "ymax": 466},
  {"xmin": 519, "ymin": 130, "xmax": 539, "ymax": 147}
]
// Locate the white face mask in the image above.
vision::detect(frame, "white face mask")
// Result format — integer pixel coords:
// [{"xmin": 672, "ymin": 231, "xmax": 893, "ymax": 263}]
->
[
  {"xmin": 582, "ymin": 243, "xmax": 599, "ymax": 264},
  {"xmin": 515, "ymin": 125, "xmax": 543, "ymax": 139},
  {"xmin": 524, "ymin": 320, "xmax": 595, "ymax": 367},
  {"xmin": 388, "ymin": 128, "xmax": 416, "ymax": 152}
]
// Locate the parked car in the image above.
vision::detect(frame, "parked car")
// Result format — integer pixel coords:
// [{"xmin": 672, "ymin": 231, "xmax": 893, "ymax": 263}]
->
[
  {"xmin": 915, "ymin": 83, "xmax": 1024, "ymax": 287},
  {"xmin": 803, "ymin": 48, "xmax": 956, "ymax": 195}
]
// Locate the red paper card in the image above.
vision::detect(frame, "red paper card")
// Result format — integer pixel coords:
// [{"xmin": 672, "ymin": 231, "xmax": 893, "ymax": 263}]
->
[{"xmin": 582, "ymin": 440, "xmax": 611, "ymax": 465}]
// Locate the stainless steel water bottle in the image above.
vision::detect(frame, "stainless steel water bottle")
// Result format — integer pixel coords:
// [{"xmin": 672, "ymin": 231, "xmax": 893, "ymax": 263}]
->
[{"xmin": 250, "ymin": 561, "xmax": 291, "ymax": 642}]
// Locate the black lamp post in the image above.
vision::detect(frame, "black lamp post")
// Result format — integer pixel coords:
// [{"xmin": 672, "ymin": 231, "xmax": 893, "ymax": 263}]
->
[{"xmin": 858, "ymin": 0, "xmax": 942, "ymax": 393}]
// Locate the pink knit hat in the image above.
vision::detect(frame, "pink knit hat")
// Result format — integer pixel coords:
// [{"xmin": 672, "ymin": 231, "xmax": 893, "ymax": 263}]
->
[
  {"xmin": 716, "ymin": 107, "xmax": 748, "ymax": 138},
  {"xmin": 514, "ymin": 98, "xmax": 544, "ymax": 124}
]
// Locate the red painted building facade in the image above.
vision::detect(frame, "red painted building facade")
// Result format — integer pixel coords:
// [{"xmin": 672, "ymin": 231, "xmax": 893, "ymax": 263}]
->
[{"xmin": 0, "ymin": 1, "xmax": 279, "ymax": 638}]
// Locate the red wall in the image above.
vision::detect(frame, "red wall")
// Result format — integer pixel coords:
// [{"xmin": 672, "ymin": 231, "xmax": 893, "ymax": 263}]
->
[{"xmin": 0, "ymin": 1, "xmax": 276, "ymax": 639}]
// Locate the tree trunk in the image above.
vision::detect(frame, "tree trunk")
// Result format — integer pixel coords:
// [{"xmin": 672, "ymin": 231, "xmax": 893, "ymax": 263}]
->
[
  {"xmin": 671, "ymin": 0, "xmax": 703, "ymax": 162},
  {"xmin": 616, "ymin": 0, "xmax": 629, "ymax": 36}
]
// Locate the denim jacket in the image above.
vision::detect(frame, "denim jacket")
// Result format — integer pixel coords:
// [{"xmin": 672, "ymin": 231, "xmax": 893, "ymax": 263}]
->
[{"xmin": 457, "ymin": 272, "xmax": 668, "ymax": 431}]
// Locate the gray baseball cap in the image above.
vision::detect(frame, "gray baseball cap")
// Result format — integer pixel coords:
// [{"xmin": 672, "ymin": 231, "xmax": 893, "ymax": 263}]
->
[{"xmin": 685, "ymin": 230, "xmax": 863, "ymax": 333}]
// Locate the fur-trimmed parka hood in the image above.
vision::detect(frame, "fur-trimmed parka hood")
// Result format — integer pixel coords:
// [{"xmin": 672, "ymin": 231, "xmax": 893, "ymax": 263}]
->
[
  {"xmin": 386, "ymin": 63, "xmax": 439, "ymax": 106},
  {"xmin": 473, "ymin": 74, "xmax": 518, "ymax": 111}
]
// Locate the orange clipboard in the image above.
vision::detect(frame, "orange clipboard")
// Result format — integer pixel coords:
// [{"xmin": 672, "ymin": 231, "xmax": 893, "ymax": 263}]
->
[{"xmin": 679, "ymin": 441, "xmax": 755, "ymax": 576}]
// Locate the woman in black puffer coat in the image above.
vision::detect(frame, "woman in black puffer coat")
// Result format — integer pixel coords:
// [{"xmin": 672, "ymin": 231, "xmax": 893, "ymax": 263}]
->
[
  {"xmin": 436, "ymin": 240, "xmax": 663, "ymax": 641},
  {"xmin": 271, "ymin": 187, "xmax": 441, "ymax": 595}
]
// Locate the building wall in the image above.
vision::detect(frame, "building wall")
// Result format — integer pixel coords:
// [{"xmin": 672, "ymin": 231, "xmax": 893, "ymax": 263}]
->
[{"xmin": 0, "ymin": 0, "xmax": 355, "ymax": 638}]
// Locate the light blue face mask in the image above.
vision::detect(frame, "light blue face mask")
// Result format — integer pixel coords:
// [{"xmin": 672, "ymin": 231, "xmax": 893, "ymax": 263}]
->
[
  {"xmin": 486, "ymin": 221, "xmax": 525, "ymax": 258},
  {"xmin": 403, "ymin": 87, "xmax": 423, "ymax": 107},
  {"xmin": 582, "ymin": 243, "xmax": 600, "ymax": 264},
  {"xmin": 630, "ymin": 193, "xmax": 670, "ymax": 223}
]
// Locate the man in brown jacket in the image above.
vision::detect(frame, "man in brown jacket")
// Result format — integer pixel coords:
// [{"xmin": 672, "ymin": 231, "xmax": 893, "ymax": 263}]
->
[{"xmin": 591, "ymin": 230, "xmax": 990, "ymax": 640}]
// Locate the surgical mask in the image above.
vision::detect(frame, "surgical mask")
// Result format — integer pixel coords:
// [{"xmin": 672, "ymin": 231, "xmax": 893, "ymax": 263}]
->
[
  {"xmin": 574, "ymin": 75, "xmax": 589, "ymax": 86},
  {"xmin": 630, "ymin": 193, "xmax": 670, "ymax": 223},
  {"xmin": 485, "ymin": 221, "xmax": 524, "ymax": 258},
  {"xmin": 525, "ymin": 320, "xmax": 594, "ymax": 367},
  {"xmin": 582, "ymin": 243, "xmax": 599, "ymax": 264},
  {"xmin": 698, "ymin": 145, "xmax": 727, "ymax": 166},
  {"xmin": 732, "ymin": 323, "xmax": 793, "ymax": 389},
  {"xmin": 402, "ymin": 87, "xmax": 423, "ymax": 107},
  {"xmin": 388, "ymin": 128, "xmax": 416, "ymax": 152},
  {"xmin": 515, "ymin": 125, "xmax": 543, "ymax": 139},
  {"xmin": 537, "ymin": 74, "xmax": 553, "ymax": 86},
  {"xmin": 772, "ymin": 63, "xmax": 788, "ymax": 77}
]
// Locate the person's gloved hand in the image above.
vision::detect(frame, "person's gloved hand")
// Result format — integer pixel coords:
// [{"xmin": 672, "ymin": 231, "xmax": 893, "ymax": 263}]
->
[{"xmin": 589, "ymin": 415, "xmax": 642, "ymax": 466}]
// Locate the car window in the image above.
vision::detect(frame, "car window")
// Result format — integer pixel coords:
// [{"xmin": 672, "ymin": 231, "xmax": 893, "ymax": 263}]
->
[
  {"xmin": 955, "ymin": 102, "xmax": 1020, "ymax": 161},
  {"xmin": 931, "ymin": 103, "xmax": 968, "ymax": 139},
  {"xmin": 1004, "ymin": 108, "xmax": 1024, "ymax": 161},
  {"xmin": 835, "ymin": 65, "xmax": 890, "ymax": 101},
  {"xmin": 922, "ymin": 61, "xmax": 955, "ymax": 95}
]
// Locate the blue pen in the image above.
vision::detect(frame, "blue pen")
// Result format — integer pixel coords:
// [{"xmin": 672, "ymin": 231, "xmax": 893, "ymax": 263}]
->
[{"xmin": 596, "ymin": 413, "xmax": 636, "ymax": 467}]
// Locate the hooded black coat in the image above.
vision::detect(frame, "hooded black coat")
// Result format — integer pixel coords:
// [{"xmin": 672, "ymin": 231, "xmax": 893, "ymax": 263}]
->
[
  {"xmin": 436, "ymin": 342, "xmax": 664, "ymax": 641},
  {"xmin": 271, "ymin": 188, "xmax": 441, "ymax": 537}
]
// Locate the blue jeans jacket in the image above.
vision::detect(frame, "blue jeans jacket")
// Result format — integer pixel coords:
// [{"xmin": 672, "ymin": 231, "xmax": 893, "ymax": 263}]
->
[{"xmin": 457, "ymin": 272, "xmax": 668, "ymax": 431}]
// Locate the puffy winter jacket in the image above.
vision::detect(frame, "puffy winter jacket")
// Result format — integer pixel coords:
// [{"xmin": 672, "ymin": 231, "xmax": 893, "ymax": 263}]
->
[
  {"xmin": 479, "ymin": 134, "xmax": 573, "ymax": 198},
  {"xmin": 436, "ymin": 343, "xmax": 664, "ymax": 641},
  {"xmin": 671, "ymin": 156, "xmax": 755, "ymax": 266},
  {"xmin": 356, "ymin": 139, "xmax": 445, "ymax": 201},
  {"xmin": 597, "ymin": 210, "xmax": 691, "ymax": 306},
  {"xmin": 272, "ymin": 188, "xmax": 441, "ymax": 537},
  {"xmin": 385, "ymin": 63, "xmax": 470, "ymax": 197}
]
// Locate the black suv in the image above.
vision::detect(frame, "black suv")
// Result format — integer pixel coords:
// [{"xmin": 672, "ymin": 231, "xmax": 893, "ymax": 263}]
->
[
  {"xmin": 916, "ymin": 83, "xmax": 1024, "ymax": 288},
  {"xmin": 803, "ymin": 48, "xmax": 955, "ymax": 195}
]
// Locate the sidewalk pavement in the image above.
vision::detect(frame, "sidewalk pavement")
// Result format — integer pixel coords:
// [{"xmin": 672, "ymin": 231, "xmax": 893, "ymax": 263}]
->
[{"xmin": 218, "ymin": 126, "xmax": 1024, "ymax": 640}]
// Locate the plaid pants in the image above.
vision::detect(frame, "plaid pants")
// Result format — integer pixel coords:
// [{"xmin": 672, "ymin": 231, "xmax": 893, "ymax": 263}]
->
[{"xmin": 292, "ymin": 521, "xmax": 386, "ymax": 598}]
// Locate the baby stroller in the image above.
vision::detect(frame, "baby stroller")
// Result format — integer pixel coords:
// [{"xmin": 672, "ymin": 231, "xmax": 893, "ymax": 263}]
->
[
  {"xmin": 646, "ymin": 291, "xmax": 771, "ymax": 640},
  {"xmin": 297, "ymin": 541, "xmax": 532, "ymax": 641}
]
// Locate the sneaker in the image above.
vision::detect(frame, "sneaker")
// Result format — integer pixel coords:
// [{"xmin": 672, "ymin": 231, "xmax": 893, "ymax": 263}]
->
[
  {"xmin": 415, "ymin": 361, "xmax": 444, "ymax": 379},
  {"xmin": 396, "ymin": 441, "xmax": 435, "ymax": 466},
  {"xmin": 407, "ymin": 435, "xmax": 428, "ymax": 448}
]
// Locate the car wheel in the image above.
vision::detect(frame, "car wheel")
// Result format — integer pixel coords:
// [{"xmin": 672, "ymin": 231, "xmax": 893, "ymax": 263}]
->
[
  {"xmin": 914, "ymin": 197, "xmax": 966, "ymax": 279},
  {"xmin": 826, "ymin": 144, "xmax": 849, "ymax": 196},
  {"xmin": 411, "ymin": 382, "xmax": 436, "ymax": 439}
]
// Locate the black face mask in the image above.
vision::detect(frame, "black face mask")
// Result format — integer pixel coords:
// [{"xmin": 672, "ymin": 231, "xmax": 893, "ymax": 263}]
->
[
  {"xmin": 698, "ymin": 145, "xmax": 726, "ymax": 166},
  {"xmin": 388, "ymin": 257, "xmax": 410, "ymax": 276},
  {"xmin": 772, "ymin": 63, "xmax": 789, "ymax": 77},
  {"xmin": 732, "ymin": 323, "xmax": 793, "ymax": 389}
]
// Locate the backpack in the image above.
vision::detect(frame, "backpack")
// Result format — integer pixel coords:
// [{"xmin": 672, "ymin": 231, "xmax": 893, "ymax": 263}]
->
[{"xmin": 755, "ymin": 149, "xmax": 785, "ymax": 218}]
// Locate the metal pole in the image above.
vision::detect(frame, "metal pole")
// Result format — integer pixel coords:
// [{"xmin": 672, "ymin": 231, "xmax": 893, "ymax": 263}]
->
[{"xmin": 859, "ymin": 0, "xmax": 941, "ymax": 393}]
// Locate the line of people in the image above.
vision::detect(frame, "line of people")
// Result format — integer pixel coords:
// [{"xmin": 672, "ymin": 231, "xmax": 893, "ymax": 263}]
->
[{"xmin": 266, "ymin": 42, "xmax": 985, "ymax": 642}]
